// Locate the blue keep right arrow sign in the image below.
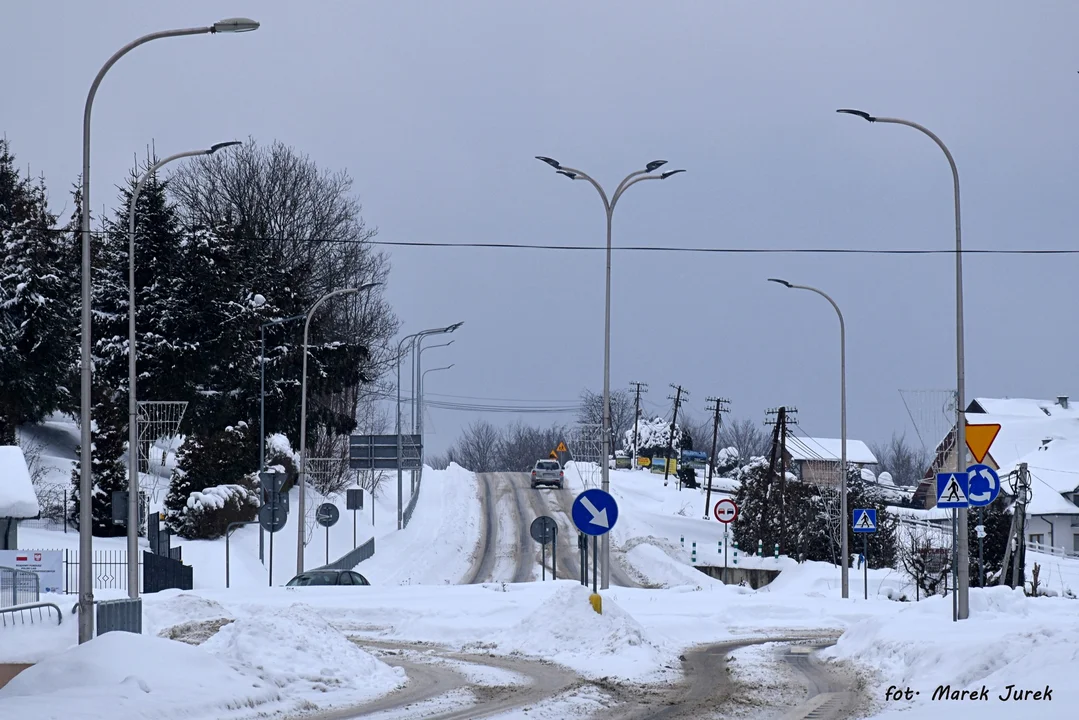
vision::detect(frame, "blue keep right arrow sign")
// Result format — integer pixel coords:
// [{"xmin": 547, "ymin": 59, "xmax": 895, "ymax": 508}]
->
[{"xmin": 571, "ymin": 488, "xmax": 619, "ymax": 536}]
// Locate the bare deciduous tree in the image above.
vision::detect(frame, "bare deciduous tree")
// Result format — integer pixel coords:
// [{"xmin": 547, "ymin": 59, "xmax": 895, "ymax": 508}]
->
[
  {"xmin": 496, "ymin": 421, "xmax": 568, "ymax": 472},
  {"xmin": 718, "ymin": 417, "xmax": 771, "ymax": 460},
  {"xmin": 897, "ymin": 522, "xmax": 950, "ymax": 600},
  {"xmin": 448, "ymin": 420, "xmax": 501, "ymax": 473},
  {"xmin": 578, "ymin": 389, "xmax": 634, "ymax": 449},
  {"xmin": 870, "ymin": 433, "xmax": 932, "ymax": 487}
]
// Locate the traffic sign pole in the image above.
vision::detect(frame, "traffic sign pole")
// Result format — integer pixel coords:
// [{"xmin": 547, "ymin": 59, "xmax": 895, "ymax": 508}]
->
[
  {"xmin": 863, "ymin": 535, "xmax": 868, "ymax": 601},
  {"xmin": 592, "ymin": 535, "xmax": 598, "ymax": 595}
]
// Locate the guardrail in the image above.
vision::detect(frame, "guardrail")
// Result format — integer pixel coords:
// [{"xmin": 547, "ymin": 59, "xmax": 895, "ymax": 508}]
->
[
  {"xmin": 1026, "ymin": 541, "xmax": 1079, "ymax": 560},
  {"xmin": 318, "ymin": 537, "xmax": 375, "ymax": 570},
  {"xmin": 0, "ymin": 601, "xmax": 62, "ymax": 628},
  {"xmin": 0, "ymin": 566, "xmax": 39, "ymax": 608}
]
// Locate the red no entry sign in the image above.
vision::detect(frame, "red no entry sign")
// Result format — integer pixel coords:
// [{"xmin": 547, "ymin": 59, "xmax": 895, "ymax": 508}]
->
[{"xmin": 714, "ymin": 498, "xmax": 738, "ymax": 524}]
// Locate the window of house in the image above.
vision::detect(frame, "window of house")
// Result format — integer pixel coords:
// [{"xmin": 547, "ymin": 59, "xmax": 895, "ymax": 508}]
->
[{"xmin": 1029, "ymin": 534, "xmax": 1044, "ymax": 545}]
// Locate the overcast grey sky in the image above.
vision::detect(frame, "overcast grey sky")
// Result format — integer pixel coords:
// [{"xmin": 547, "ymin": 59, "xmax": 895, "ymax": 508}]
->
[{"xmin": 4, "ymin": 1, "xmax": 1078, "ymax": 456}]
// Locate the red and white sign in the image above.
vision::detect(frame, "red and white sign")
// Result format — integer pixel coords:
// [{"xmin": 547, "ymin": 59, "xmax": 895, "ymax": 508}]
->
[
  {"xmin": 713, "ymin": 499, "xmax": 739, "ymax": 524},
  {"xmin": 0, "ymin": 550, "xmax": 64, "ymax": 594}
]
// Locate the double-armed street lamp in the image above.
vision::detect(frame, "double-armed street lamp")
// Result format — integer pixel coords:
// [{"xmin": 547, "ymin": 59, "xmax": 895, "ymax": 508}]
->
[
  {"xmin": 395, "ymin": 323, "xmax": 463, "ymax": 529},
  {"xmin": 536, "ymin": 156, "xmax": 684, "ymax": 589},
  {"xmin": 78, "ymin": 16, "xmax": 259, "ymax": 643}
]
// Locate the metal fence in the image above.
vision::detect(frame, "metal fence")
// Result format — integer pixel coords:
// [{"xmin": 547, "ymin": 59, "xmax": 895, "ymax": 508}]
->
[
  {"xmin": 318, "ymin": 537, "xmax": 375, "ymax": 571},
  {"xmin": 1, "ymin": 566, "xmax": 40, "ymax": 608},
  {"xmin": 402, "ymin": 473, "xmax": 422, "ymax": 528},
  {"xmin": 51, "ymin": 549, "xmax": 143, "ymax": 594}
]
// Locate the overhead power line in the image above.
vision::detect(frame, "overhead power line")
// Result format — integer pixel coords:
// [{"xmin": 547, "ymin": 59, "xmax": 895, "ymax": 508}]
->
[{"xmin": 8, "ymin": 224, "xmax": 1079, "ymax": 255}]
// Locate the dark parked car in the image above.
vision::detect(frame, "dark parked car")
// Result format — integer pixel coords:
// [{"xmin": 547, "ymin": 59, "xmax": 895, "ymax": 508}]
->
[{"xmin": 285, "ymin": 569, "xmax": 371, "ymax": 586}]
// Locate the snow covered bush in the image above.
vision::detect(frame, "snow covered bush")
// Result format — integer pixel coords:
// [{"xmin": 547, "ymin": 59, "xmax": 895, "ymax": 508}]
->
[
  {"xmin": 624, "ymin": 416, "xmax": 685, "ymax": 460},
  {"xmin": 715, "ymin": 446, "xmax": 740, "ymax": 476},
  {"xmin": 179, "ymin": 483, "xmax": 259, "ymax": 540},
  {"xmin": 165, "ymin": 422, "xmax": 259, "ymax": 539}
]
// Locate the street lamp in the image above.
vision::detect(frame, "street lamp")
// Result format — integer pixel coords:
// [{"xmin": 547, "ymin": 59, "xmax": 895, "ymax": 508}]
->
[
  {"xmin": 125, "ymin": 141, "xmax": 241, "ymax": 599},
  {"xmin": 536, "ymin": 156, "xmax": 684, "ymax": 589},
  {"xmin": 414, "ymin": 339, "xmax": 454, "ymax": 432},
  {"xmin": 768, "ymin": 278, "xmax": 848, "ymax": 598},
  {"xmin": 296, "ymin": 283, "xmax": 381, "ymax": 574},
  {"xmin": 837, "ymin": 108, "xmax": 968, "ymax": 620},
  {"xmin": 258, "ymin": 313, "xmax": 306, "ymax": 564},
  {"xmin": 78, "ymin": 16, "xmax": 259, "ymax": 643},
  {"xmin": 395, "ymin": 322, "xmax": 463, "ymax": 529},
  {"xmin": 420, "ymin": 364, "xmax": 454, "ymax": 451}
]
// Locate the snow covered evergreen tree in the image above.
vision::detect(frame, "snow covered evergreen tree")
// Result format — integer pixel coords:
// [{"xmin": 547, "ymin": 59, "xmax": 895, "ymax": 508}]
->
[
  {"xmin": 0, "ymin": 138, "xmax": 77, "ymax": 444},
  {"xmin": 624, "ymin": 416, "xmax": 686, "ymax": 459},
  {"xmin": 165, "ymin": 421, "xmax": 259, "ymax": 539}
]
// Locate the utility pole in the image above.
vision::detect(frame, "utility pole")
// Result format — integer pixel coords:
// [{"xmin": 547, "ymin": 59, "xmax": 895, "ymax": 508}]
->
[
  {"xmin": 629, "ymin": 381, "xmax": 648, "ymax": 468},
  {"xmin": 765, "ymin": 407, "xmax": 798, "ymax": 555},
  {"xmin": 704, "ymin": 397, "xmax": 730, "ymax": 519},
  {"xmin": 664, "ymin": 385, "xmax": 687, "ymax": 487}
]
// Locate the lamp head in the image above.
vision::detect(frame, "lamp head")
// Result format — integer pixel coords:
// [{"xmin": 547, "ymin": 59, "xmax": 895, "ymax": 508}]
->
[
  {"xmin": 208, "ymin": 141, "xmax": 242, "ymax": 154},
  {"xmin": 660, "ymin": 169, "xmax": 685, "ymax": 179},
  {"xmin": 556, "ymin": 170, "xmax": 577, "ymax": 180},
  {"xmin": 445, "ymin": 321, "xmax": 464, "ymax": 333},
  {"xmin": 535, "ymin": 156, "xmax": 562, "ymax": 170},
  {"xmin": 767, "ymin": 278, "xmax": 793, "ymax": 288},
  {"xmin": 645, "ymin": 160, "xmax": 668, "ymax": 173},
  {"xmin": 836, "ymin": 108, "xmax": 876, "ymax": 122},
  {"xmin": 212, "ymin": 17, "xmax": 260, "ymax": 33}
]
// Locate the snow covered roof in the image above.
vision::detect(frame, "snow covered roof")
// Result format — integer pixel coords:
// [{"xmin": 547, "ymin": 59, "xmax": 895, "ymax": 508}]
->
[
  {"xmin": 968, "ymin": 396, "xmax": 1079, "ymax": 420},
  {"xmin": 0, "ymin": 446, "xmax": 39, "ymax": 518},
  {"xmin": 784, "ymin": 436, "xmax": 877, "ymax": 464}
]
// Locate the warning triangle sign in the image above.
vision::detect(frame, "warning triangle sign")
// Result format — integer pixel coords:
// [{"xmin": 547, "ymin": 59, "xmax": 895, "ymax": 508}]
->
[
  {"xmin": 942, "ymin": 475, "xmax": 968, "ymax": 504},
  {"xmin": 549, "ymin": 450, "xmax": 558, "ymax": 459},
  {"xmin": 965, "ymin": 423, "xmax": 1001, "ymax": 464},
  {"xmin": 556, "ymin": 441, "xmax": 568, "ymax": 453},
  {"xmin": 855, "ymin": 512, "xmax": 874, "ymax": 529}
]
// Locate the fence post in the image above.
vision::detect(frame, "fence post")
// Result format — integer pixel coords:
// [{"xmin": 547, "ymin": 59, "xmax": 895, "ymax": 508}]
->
[
  {"xmin": 774, "ymin": 543, "xmax": 779, "ymax": 560},
  {"xmin": 733, "ymin": 541, "xmax": 739, "ymax": 566},
  {"xmin": 680, "ymin": 535, "xmax": 684, "ymax": 548},
  {"xmin": 691, "ymin": 542, "xmax": 696, "ymax": 564},
  {"xmin": 757, "ymin": 539, "xmax": 762, "ymax": 557}
]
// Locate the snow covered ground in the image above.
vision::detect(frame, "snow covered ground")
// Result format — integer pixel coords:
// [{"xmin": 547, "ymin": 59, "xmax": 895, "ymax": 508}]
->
[{"xmin": 6, "ymin": 430, "xmax": 1079, "ymax": 719}]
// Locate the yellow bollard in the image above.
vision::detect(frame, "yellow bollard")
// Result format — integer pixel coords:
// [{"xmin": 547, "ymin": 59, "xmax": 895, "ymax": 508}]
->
[{"xmin": 589, "ymin": 593, "xmax": 603, "ymax": 614}]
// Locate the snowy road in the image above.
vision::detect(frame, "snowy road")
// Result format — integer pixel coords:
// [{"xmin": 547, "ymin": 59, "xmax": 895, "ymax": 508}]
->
[{"xmin": 465, "ymin": 472, "xmax": 641, "ymax": 587}]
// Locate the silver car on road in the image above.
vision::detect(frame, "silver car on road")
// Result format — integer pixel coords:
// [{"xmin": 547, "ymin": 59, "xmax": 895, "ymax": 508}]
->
[{"xmin": 530, "ymin": 459, "xmax": 564, "ymax": 489}]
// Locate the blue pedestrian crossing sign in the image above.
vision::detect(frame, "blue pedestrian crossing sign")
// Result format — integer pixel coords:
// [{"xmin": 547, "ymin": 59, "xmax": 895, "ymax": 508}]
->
[
  {"xmin": 967, "ymin": 464, "xmax": 1001, "ymax": 507},
  {"xmin": 936, "ymin": 471, "xmax": 970, "ymax": 508},
  {"xmin": 571, "ymin": 488, "xmax": 619, "ymax": 536},
  {"xmin": 853, "ymin": 508, "xmax": 877, "ymax": 533}
]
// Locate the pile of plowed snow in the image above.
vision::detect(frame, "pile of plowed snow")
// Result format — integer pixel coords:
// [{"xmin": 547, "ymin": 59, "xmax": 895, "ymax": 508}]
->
[{"xmin": 481, "ymin": 582, "xmax": 676, "ymax": 680}]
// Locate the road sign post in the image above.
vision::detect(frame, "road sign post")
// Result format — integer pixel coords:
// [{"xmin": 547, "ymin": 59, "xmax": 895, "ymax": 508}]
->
[
  {"xmin": 966, "ymin": 463, "xmax": 1000, "ymax": 588},
  {"xmin": 936, "ymin": 470, "xmax": 971, "ymax": 622},
  {"xmin": 316, "ymin": 503, "xmax": 340, "ymax": 566},
  {"xmin": 572, "ymin": 489, "xmax": 616, "ymax": 613},
  {"xmin": 530, "ymin": 516, "xmax": 558, "ymax": 581},
  {"xmin": 346, "ymin": 489, "xmax": 363, "ymax": 550},
  {"xmin": 853, "ymin": 509, "xmax": 876, "ymax": 600},
  {"xmin": 259, "ymin": 472, "xmax": 289, "ymax": 588}
]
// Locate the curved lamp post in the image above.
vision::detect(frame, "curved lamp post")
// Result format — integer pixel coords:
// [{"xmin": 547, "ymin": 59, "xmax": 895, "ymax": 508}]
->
[
  {"xmin": 414, "ymin": 339, "xmax": 454, "ymax": 432},
  {"xmin": 296, "ymin": 282, "xmax": 381, "ymax": 574},
  {"xmin": 395, "ymin": 323, "xmax": 463, "ymax": 529},
  {"xmin": 768, "ymin": 278, "xmax": 848, "ymax": 598},
  {"xmin": 536, "ymin": 156, "xmax": 684, "ymax": 589},
  {"xmin": 837, "ymin": 108, "xmax": 967, "ymax": 620},
  {"xmin": 126, "ymin": 141, "xmax": 241, "ymax": 599},
  {"xmin": 78, "ymin": 16, "xmax": 259, "ymax": 643},
  {"xmin": 419, "ymin": 362, "xmax": 454, "ymax": 467}
]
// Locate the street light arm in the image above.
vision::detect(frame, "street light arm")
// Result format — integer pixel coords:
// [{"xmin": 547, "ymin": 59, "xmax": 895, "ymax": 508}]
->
[{"xmin": 556, "ymin": 165, "xmax": 612, "ymax": 214}]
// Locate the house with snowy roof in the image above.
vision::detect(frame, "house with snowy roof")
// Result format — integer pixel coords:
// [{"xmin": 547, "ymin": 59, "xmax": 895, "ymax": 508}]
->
[
  {"xmin": 917, "ymin": 396, "xmax": 1079, "ymax": 556},
  {"xmin": 0, "ymin": 445, "xmax": 40, "ymax": 550},
  {"xmin": 784, "ymin": 435, "xmax": 878, "ymax": 487}
]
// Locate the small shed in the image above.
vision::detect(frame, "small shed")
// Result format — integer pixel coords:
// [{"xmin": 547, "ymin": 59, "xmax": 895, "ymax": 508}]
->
[{"xmin": 0, "ymin": 446, "xmax": 40, "ymax": 550}]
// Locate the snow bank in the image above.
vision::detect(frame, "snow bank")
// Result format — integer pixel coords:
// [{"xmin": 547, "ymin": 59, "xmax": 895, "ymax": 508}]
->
[
  {"xmin": 483, "ymin": 582, "xmax": 676, "ymax": 680},
  {"xmin": 0, "ymin": 445, "xmax": 39, "ymax": 518},
  {"xmin": 355, "ymin": 462, "xmax": 482, "ymax": 585},
  {"xmin": 0, "ymin": 632, "xmax": 281, "ymax": 720},
  {"xmin": 201, "ymin": 602, "xmax": 405, "ymax": 705},
  {"xmin": 824, "ymin": 586, "xmax": 1079, "ymax": 718}
]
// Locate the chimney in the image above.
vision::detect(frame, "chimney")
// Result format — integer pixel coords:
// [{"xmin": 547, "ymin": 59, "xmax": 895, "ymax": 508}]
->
[{"xmin": 1058, "ymin": 395, "xmax": 1069, "ymax": 410}]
